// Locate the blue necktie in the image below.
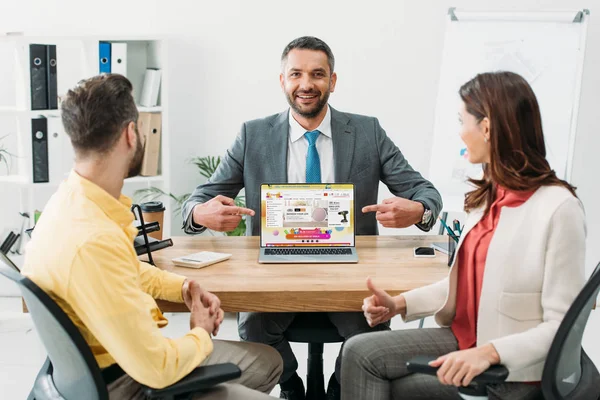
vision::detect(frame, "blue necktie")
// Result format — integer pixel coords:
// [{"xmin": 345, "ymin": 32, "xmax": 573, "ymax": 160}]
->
[{"xmin": 304, "ymin": 130, "xmax": 321, "ymax": 183}]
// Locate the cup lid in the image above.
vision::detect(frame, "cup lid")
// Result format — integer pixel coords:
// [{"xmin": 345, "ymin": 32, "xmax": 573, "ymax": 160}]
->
[{"xmin": 140, "ymin": 201, "xmax": 165, "ymax": 212}]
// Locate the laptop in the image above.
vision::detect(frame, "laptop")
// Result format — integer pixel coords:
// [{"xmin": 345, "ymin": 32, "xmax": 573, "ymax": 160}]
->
[{"xmin": 258, "ymin": 183, "xmax": 359, "ymax": 263}]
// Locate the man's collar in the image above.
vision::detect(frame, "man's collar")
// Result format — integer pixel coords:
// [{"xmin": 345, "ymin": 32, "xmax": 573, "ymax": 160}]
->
[
  {"xmin": 67, "ymin": 170, "xmax": 134, "ymax": 228},
  {"xmin": 288, "ymin": 105, "xmax": 332, "ymax": 143}
]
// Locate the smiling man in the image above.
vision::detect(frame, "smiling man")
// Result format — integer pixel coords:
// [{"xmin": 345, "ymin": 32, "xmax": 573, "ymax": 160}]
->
[{"xmin": 182, "ymin": 36, "xmax": 442, "ymax": 400}]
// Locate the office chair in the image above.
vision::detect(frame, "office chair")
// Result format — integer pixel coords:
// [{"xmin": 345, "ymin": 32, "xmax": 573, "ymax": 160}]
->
[
  {"xmin": 285, "ymin": 313, "xmax": 344, "ymax": 400},
  {"xmin": 407, "ymin": 261, "xmax": 600, "ymax": 400},
  {"xmin": 0, "ymin": 254, "xmax": 240, "ymax": 400}
]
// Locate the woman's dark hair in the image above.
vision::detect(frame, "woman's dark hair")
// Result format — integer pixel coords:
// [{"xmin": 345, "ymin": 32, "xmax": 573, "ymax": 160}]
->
[{"xmin": 460, "ymin": 71, "xmax": 576, "ymax": 214}]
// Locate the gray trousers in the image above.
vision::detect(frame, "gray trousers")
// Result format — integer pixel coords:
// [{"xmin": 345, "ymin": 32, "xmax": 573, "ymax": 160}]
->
[
  {"xmin": 108, "ymin": 340, "xmax": 282, "ymax": 399},
  {"xmin": 341, "ymin": 328, "xmax": 542, "ymax": 400},
  {"xmin": 238, "ymin": 312, "xmax": 390, "ymax": 383}
]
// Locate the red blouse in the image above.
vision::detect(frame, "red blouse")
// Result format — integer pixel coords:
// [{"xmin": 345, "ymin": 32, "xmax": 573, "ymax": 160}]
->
[{"xmin": 451, "ymin": 186, "xmax": 535, "ymax": 350}]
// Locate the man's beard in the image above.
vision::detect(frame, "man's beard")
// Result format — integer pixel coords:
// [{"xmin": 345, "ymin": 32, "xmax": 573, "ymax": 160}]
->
[
  {"xmin": 286, "ymin": 89, "xmax": 330, "ymax": 119},
  {"xmin": 126, "ymin": 126, "xmax": 145, "ymax": 178}
]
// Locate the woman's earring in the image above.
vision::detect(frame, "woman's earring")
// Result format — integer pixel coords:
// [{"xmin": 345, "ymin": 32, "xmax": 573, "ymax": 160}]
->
[{"xmin": 484, "ymin": 137, "xmax": 489, "ymax": 143}]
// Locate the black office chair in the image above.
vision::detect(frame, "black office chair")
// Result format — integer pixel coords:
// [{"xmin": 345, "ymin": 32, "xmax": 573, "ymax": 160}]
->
[
  {"xmin": 0, "ymin": 254, "xmax": 240, "ymax": 400},
  {"xmin": 407, "ymin": 261, "xmax": 600, "ymax": 399},
  {"xmin": 284, "ymin": 313, "xmax": 344, "ymax": 400}
]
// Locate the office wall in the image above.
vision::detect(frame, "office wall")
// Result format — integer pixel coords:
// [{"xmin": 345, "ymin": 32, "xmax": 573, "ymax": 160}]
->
[
  {"xmin": 0, "ymin": 0, "xmax": 598, "ymax": 270},
  {"xmin": 0, "ymin": 0, "xmax": 599, "ymax": 367}
]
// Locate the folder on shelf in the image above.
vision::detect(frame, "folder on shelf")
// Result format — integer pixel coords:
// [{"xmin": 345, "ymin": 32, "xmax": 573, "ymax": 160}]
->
[
  {"xmin": 139, "ymin": 69, "xmax": 161, "ymax": 107},
  {"xmin": 110, "ymin": 42, "xmax": 127, "ymax": 77},
  {"xmin": 46, "ymin": 44, "xmax": 58, "ymax": 109},
  {"xmin": 99, "ymin": 42, "xmax": 111, "ymax": 74},
  {"xmin": 47, "ymin": 116, "xmax": 73, "ymax": 184},
  {"xmin": 31, "ymin": 117, "xmax": 49, "ymax": 183},
  {"xmin": 139, "ymin": 112, "xmax": 162, "ymax": 176},
  {"xmin": 30, "ymin": 44, "xmax": 48, "ymax": 110}
]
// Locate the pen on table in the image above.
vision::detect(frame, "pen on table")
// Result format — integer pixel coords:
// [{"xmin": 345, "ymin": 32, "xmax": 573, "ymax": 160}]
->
[
  {"xmin": 453, "ymin": 219, "xmax": 462, "ymax": 235},
  {"xmin": 439, "ymin": 217, "xmax": 459, "ymax": 242}
]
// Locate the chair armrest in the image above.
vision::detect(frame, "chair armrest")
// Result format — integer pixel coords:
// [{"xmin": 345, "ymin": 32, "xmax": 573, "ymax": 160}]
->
[
  {"xmin": 143, "ymin": 363, "xmax": 241, "ymax": 399},
  {"xmin": 406, "ymin": 355, "xmax": 509, "ymax": 383}
]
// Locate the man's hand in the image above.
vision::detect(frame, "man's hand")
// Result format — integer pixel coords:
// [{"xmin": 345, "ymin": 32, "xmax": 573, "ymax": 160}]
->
[
  {"xmin": 192, "ymin": 195, "xmax": 255, "ymax": 232},
  {"xmin": 182, "ymin": 279, "xmax": 203, "ymax": 311},
  {"xmin": 362, "ymin": 197, "xmax": 424, "ymax": 228},
  {"xmin": 362, "ymin": 277, "xmax": 400, "ymax": 327},
  {"xmin": 189, "ymin": 299, "xmax": 218, "ymax": 335},
  {"xmin": 183, "ymin": 280, "xmax": 225, "ymax": 336},
  {"xmin": 430, "ymin": 344, "xmax": 501, "ymax": 387}
]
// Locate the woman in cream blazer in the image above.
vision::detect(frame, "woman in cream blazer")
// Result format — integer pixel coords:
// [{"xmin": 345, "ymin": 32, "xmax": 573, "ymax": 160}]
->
[{"xmin": 340, "ymin": 72, "xmax": 586, "ymax": 400}]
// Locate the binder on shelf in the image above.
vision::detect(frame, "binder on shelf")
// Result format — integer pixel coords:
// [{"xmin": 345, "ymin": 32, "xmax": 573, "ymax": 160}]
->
[
  {"xmin": 139, "ymin": 69, "xmax": 161, "ymax": 107},
  {"xmin": 99, "ymin": 42, "xmax": 111, "ymax": 74},
  {"xmin": 111, "ymin": 42, "xmax": 127, "ymax": 76},
  {"xmin": 29, "ymin": 44, "xmax": 48, "ymax": 110},
  {"xmin": 139, "ymin": 112, "xmax": 162, "ymax": 176},
  {"xmin": 31, "ymin": 117, "xmax": 49, "ymax": 183},
  {"xmin": 46, "ymin": 45, "xmax": 58, "ymax": 109},
  {"xmin": 47, "ymin": 116, "xmax": 73, "ymax": 184}
]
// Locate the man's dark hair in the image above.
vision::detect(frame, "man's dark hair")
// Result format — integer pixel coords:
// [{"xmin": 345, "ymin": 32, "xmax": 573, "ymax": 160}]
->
[
  {"xmin": 61, "ymin": 74, "xmax": 139, "ymax": 156},
  {"xmin": 281, "ymin": 36, "xmax": 335, "ymax": 75}
]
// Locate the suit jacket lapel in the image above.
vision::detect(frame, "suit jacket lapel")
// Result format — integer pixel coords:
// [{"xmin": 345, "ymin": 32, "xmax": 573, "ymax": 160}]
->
[
  {"xmin": 267, "ymin": 110, "xmax": 289, "ymax": 183},
  {"xmin": 331, "ymin": 107, "xmax": 355, "ymax": 183}
]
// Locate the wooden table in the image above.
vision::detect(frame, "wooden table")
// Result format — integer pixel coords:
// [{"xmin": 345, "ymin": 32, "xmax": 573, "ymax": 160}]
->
[{"xmin": 152, "ymin": 235, "xmax": 450, "ymax": 313}]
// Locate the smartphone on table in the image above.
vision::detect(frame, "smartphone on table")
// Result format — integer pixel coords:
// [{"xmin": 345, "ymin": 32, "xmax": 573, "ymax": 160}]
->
[{"xmin": 413, "ymin": 246, "xmax": 436, "ymax": 258}]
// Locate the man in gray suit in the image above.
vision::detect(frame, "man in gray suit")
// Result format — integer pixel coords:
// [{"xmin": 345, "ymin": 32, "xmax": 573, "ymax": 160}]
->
[{"xmin": 182, "ymin": 37, "xmax": 442, "ymax": 400}]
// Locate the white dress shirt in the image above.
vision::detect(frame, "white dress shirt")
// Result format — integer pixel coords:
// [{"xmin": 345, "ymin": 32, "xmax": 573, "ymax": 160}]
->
[{"xmin": 287, "ymin": 106, "xmax": 335, "ymax": 183}]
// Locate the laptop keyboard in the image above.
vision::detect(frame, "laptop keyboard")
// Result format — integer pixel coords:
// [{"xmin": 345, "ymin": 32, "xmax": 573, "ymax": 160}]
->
[{"xmin": 264, "ymin": 248, "xmax": 353, "ymax": 256}]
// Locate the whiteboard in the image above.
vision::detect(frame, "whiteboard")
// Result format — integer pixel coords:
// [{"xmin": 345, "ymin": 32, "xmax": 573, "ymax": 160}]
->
[{"xmin": 428, "ymin": 9, "xmax": 590, "ymax": 212}]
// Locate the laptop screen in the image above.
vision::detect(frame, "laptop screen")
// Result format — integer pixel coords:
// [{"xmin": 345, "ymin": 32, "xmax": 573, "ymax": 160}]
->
[{"xmin": 260, "ymin": 183, "xmax": 355, "ymax": 248}]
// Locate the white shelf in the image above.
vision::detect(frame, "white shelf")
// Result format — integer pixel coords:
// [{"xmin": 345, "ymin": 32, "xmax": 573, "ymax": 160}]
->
[
  {"xmin": 0, "ymin": 107, "xmax": 61, "ymax": 116},
  {"xmin": 124, "ymin": 175, "xmax": 164, "ymax": 184},
  {"xmin": 137, "ymin": 106, "xmax": 162, "ymax": 113},
  {"xmin": 0, "ymin": 175, "xmax": 65, "ymax": 187},
  {"xmin": 0, "ymin": 36, "xmax": 171, "ymax": 236},
  {"xmin": 1, "ymin": 174, "xmax": 164, "ymax": 186},
  {"xmin": 0, "ymin": 175, "xmax": 27, "ymax": 184},
  {"xmin": 0, "ymin": 106, "xmax": 19, "ymax": 114}
]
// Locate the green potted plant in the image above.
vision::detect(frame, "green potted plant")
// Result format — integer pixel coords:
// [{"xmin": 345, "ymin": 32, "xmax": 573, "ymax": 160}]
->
[
  {"xmin": 134, "ymin": 156, "xmax": 247, "ymax": 236},
  {"xmin": 0, "ymin": 135, "xmax": 14, "ymax": 175}
]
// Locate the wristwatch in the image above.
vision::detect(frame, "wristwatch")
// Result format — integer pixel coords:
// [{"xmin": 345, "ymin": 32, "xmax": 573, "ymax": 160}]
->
[{"xmin": 416, "ymin": 201, "xmax": 432, "ymax": 226}]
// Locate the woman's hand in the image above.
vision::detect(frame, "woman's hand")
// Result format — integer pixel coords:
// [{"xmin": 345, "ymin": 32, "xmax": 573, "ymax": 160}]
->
[
  {"xmin": 429, "ymin": 343, "xmax": 501, "ymax": 387},
  {"xmin": 362, "ymin": 277, "xmax": 401, "ymax": 327}
]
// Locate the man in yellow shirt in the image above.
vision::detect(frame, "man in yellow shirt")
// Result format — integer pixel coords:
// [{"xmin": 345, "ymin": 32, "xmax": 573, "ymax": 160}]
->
[{"xmin": 22, "ymin": 74, "xmax": 282, "ymax": 399}]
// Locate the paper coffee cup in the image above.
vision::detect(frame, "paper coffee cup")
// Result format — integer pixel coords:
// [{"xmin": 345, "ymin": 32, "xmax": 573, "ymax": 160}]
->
[{"xmin": 140, "ymin": 201, "xmax": 165, "ymax": 240}]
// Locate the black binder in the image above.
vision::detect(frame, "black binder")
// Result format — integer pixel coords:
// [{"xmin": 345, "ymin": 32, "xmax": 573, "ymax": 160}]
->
[
  {"xmin": 31, "ymin": 117, "xmax": 49, "ymax": 183},
  {"xmin": 46, "ymin": 45, "xmax": 58, "ymax": 109},
  {"xmin": 30, "ymin": 44, "xmax": 48, "ymax": 110}
]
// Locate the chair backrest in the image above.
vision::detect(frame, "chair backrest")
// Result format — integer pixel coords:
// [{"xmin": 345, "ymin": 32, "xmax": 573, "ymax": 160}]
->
[
  {"xmin": 542, "ymin": 262, "xmax": 600, "ymax": 399},
  {"xmin": 284, "ymin": 312, "xmax": 344, "ymax": 344},
  {"xmin": 0, "ymin": 254, "xmax": 108, "ymax": 400}
]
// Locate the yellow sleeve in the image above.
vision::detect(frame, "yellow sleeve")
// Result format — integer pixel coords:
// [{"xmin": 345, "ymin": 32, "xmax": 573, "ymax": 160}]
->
[
  {"xmin": 138, "ymin": 261, "xmax": 186, "ymax": 303},
  {"xmin": 66, "ymin": 235, "xmax": 212, "ymax": 389}
]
